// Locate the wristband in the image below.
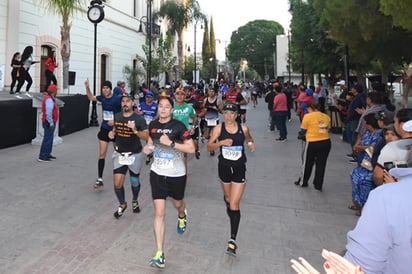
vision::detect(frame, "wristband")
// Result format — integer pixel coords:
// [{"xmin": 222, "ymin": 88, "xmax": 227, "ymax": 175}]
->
[{"xmin": 247, "ymin": 141, "xmax": 253, "ymax": 146}]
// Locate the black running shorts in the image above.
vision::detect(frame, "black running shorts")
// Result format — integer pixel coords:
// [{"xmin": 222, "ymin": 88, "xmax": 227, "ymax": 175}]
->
[
  {"xmin": 97, "ymin": 127, "xmax": 115, "ymax": 142},
  {"xmin": 218, "ymin": 162, "xmax": 246, "ymax": 184},
  {"xmin": 150, "ymin": 171, "xmax": 187, "ymax": 200}
]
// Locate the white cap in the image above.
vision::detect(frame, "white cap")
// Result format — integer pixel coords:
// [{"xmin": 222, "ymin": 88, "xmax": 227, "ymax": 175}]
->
[
  {"xmin": 402, "ymin": 120, "xmax": 412, "ymax": 132},
  {"xmin": 165, "ymin": 85, "xmax": 171, "ymax": 88},
  {"xmin": 336, "ymin": 80, "xmax": 345, "ymax": 85}
]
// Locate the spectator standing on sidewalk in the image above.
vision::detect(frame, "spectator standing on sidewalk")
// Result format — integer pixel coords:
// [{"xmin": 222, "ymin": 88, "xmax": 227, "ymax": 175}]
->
[
  {"xmin": 108, "ymin": 93, "xmax": 148, "ymax": 218},
  {"xmin": 273, "ymin": 83, "xmax": 288, "ymax": 141},
  {"xmin": 264, "ymin": 84, "xmax": 276, "ymax": 131},
  {"xmin": 38, "ymin": 84, "xmax": 59, "ymax": 162},
  {"xmin": 295, "ymin": 102, "xmax": 331, "ymax": 191},
  {"xmin": 346, "ymin": 84, "xmax": 366, "ymax": 163},
  {"xmin": 85, "ymin": 79, "xmax": 122, "ymax": 189},
  {"xmin": 207, "ymin": 101, "xmax": 256, "ymax": 256},
  {"xmin": 142, "ymin": 96, "xmax": 195, "ymax": 269}
]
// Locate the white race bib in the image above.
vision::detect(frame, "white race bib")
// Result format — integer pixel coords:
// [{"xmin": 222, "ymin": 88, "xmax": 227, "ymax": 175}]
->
[
  {"xmin": 103, "ymin": 110, "xmax": 114, "ymax": 121},
  {"xmin": 144, "ymin": 115, "xmax": 153, "ymax": 125},
  {"xmin": 153, "ymin": 151, "xmax": 174, "ymax": 169},
  {"xmin": 222, "ymin": 146, "xmax": 242, "ymax": 161},
  {"xmin": 118, "ymin": 153, "xmax": 135, "ymax": 165},
  {"xmin": 206, "ymin": 118, "xmax": 218, "ymax": 126}
]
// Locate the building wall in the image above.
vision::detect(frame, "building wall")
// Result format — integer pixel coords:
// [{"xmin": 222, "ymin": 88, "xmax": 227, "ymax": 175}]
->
[{"xmin": 0, "ymin": 0, "xmax": 166, "ymax": 94}]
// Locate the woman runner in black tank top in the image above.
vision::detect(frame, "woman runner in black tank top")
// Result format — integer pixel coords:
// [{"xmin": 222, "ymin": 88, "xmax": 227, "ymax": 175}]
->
[{"xmin": 206, "ymin": 101, "xmax": 256, "ymax": 256}]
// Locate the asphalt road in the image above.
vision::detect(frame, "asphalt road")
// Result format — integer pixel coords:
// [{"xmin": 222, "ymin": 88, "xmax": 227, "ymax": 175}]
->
[{"xmin": 0, "ymin": 98, "xmax": 358, "ymax": 274}]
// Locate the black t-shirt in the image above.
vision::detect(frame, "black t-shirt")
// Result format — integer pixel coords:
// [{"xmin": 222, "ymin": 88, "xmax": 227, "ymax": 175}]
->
[
  {"xmin": 149, "ymin": 118, "xmax": 190, "ymax": 145},
  {"xmin": 114, "ymin": 112, "xmax": 147, "ymax": 153}
]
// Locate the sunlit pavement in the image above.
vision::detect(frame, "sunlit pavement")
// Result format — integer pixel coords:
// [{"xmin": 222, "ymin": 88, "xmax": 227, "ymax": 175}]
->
[{"xmin": 0, "ymin": 98, "xmax": 358, "ymax": 274}]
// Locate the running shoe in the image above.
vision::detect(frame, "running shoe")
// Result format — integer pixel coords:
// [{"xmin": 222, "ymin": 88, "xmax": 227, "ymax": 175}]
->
[
  {"xmin": 132, "ymin": 200, "xmax": 140, "ymax": 213},
  {"xmin": 149, "ymin": 251, "xmax": 165, "ymax": 268},
  {"xmin": 195, "ymin": 150, "xmax": 200, "ymax": 159},
  {"xmin": 37, "ymin": 158, "xmax": 51, "ymax": 162},
  {"xmin": 47, "ymin": 155, "xmax": 57, "ymax": 160},
  {"xmin": 177, "ymin": 209, "xmax": 187, "ymax": 234},
  {"xmin": 113, "ymin": 203, "xmax": 127, "ymax": 219},
  {"xmin": 94, "ymin": 178, "xmax": 104, "ymax": 189},
  {"xmin": 226, "ymin": 239, "xmax": 237, "ymax": 256}
]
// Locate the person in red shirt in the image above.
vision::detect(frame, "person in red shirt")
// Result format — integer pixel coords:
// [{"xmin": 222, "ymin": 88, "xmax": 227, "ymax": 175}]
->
[
  {"xmin": 44, "ymin": 51, "xmax": 58, "ymax": 92},
  {"xmin": 273, "ymin": 84, "xmax": 289, "ymax": 141},
  {"xmin": 38, "ymin": 84, "xmax": 59, "ymax": 162},
  {"xmin": 223, "ymin": 83, "xmax": 246, "ymax": 123}
]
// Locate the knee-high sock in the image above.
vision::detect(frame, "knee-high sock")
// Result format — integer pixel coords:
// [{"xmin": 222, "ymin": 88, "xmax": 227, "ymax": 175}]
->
[
  {"xmin": 228, "ymin": 209, "xmax": 241, "ymax": 240},
  {"xmin": 98, "ymin": 158, "xmax": 105, "ymax": 178},
  {"xmin": 130, "ymin": 177, "xmax": 140, "ymax": 201},
  {"xmin": 114, "ymin": 186, "xmax": 125, "ymax": 205}
]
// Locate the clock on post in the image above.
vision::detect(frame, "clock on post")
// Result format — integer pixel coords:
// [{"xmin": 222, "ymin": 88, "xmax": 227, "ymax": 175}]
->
[{"xmin": 87, "ymin": 4, "xmax": 104, "ymax": 24}]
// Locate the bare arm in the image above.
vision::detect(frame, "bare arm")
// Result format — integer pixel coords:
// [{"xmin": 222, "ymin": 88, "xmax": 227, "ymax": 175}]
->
[{"xmin": 84, "ymin": 79, "xmax": 97, "ymax": 101}]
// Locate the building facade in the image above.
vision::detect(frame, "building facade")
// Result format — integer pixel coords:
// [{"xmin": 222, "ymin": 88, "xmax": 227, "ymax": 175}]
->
[{"xmin": 0, "ymin": 0, "xmax": 168, "ymax": 94}]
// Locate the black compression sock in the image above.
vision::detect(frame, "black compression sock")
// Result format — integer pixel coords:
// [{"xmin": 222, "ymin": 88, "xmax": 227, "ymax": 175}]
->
[
  {"xmin": 98, "ymin": 158, "xmax": 105, "ymax": 178},
  {"xmin": 114, "ymin": 186, "xmax": 125, "ymax": 205},
  {"xmin": 228, "ymin": 209, "xmax": 240, "ymax": 240}
]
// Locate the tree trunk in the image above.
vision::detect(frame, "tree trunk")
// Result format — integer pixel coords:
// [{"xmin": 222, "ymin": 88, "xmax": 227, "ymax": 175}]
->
[
  {"xmin": 177, "ymin": 35, "xmax": 183, "ymax": 82},
  {"xmin": 401, "ymin": 76, "xmax": 412, "ymax": 108},
  {"xmin": 60, "ymin": 18, "xmax": 71, "ymax": 93}
]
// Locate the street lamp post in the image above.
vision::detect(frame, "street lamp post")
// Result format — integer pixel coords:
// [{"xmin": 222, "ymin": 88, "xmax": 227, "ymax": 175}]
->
[
  {"xmin": 215, "ymin": 39, "xmax": 229, "ymax": 82},
  {"xmin": 87, "ymin": 0, "xmax": 105, "ymax": 127},
  {"xmin": 288, "ymin": 31, "xmax": 291, "ymax": 83},
  {"xmin": 137, "ymin": 0, "xmax": 155, "ymax": 88}
]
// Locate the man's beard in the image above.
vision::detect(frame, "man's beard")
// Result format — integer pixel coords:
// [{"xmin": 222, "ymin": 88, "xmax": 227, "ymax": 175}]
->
[{"xmin": 122, "ymin": 106, "xmax": 131, "ymax": 113}]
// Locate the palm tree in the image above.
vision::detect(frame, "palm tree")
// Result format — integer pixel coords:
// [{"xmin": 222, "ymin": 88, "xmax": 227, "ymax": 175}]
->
[
  {"xmin": 155, "ymin": 0, "xmax": 206, "ymax": 82},
  {"xmin": 35, "ymin": 0, "xmax": 87, "ymax": 91}
]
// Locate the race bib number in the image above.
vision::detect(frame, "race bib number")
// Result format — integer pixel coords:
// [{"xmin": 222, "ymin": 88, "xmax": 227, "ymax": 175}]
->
[
  {"xmin": 222, "ymin": 146, "xmax": 242, "ymax": 161},
  {"xmin": 118, "ymin": 154, "xmax": 135, "ymax": 165},
  {"xmin": 206, "ymin": 118, "xmax": 218, "ymax": 126},
  {"xmin": 144, "ymin": 115, "xmax": 153, "ymax": 125},
  {"xmin": 103, "ymin": 110, "xmax": 114, "ymax": 121},
  {"xmin": 153, "ymin": 151, "xmax": 174, "ymax": 169}
]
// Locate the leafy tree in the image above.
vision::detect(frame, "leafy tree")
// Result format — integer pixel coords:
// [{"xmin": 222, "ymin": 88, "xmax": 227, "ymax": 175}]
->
[
  {"xmin": 35, "ymin": 0, "xmax": 86, "ymax": 91},
  {"xmin": 227, "ymin": 20, "xmax": 284, "ymax": 79},
  {"xmin": 209, "ymin": 17, "xmax": 217, "ymax": 79},
  {"xmin": 122, "ymin": 65, "xmax": 144, "ymax": 95},
  {"xmin": 137, "ymin": 33, "xmax": 177, "ymax": 84},
  {"xmin": 155, "ymin": 0, "xmax": 206, "ymax": 82},
  {"xmin": 290, "ymin": 0, "xmax": 342, "ymax": 84},
  {"xmin": 313, "ymin": 0, "xmax": 412, "ymax": 83},
  {"xmin": 379, "ymin": 0, "xmax": 412, "ymax": 31}
]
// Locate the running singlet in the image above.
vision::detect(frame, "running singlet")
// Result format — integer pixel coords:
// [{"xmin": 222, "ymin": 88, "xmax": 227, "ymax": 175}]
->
[
  {"xmin": 113, "ymin": 112, "xmax": 147, "ymax": 153},
  {"xmin": 205, "ymin": 97, "xmax": 219, "ymax": 126},
  {"xmin": 149, "ymin": 119, "xmax": 191, "ymax": 177},
  {"xmin": 218, "ymin": 122, "xmax": 246, "ymax": 166},
  {"xmin": 224, "ymin": 91, "xmax": 243, "ymax": 104},
  {"xmin": 139, "ymin": 102, "xmax": 158, "ymax": 125},
  {"xmin": 173, "ymin": 102, "xmax": 196, "ymax": 130},
  {"xmin": 96, "ymin": 94, "xmax": 122, "ymax": 130}
]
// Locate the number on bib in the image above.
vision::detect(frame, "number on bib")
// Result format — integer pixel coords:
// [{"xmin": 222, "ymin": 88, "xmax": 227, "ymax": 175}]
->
[{"xmin": 222, "ymin": 146, "xmax": 242, "ymax": 161}]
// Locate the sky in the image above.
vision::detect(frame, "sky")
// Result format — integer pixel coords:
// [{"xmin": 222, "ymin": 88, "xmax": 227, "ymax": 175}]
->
[{"xmin": 196, "ymin": 0, "xmax": 292, "ymax": 61}]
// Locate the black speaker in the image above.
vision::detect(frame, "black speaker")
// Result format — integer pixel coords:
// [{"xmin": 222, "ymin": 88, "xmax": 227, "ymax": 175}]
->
[{"xmin": 69, "ymin": 71, "xmax": 76, "ymax": 85}]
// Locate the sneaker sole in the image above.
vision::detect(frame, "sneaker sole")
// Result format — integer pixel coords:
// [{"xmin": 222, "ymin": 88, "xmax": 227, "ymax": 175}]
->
[
  {"xmin": 226, "ymin": 249, "xmax": 237, "ymax": 257},
  {"xmin": 149, "ymin": 262, "xmax": 165, "ymax": 269}
]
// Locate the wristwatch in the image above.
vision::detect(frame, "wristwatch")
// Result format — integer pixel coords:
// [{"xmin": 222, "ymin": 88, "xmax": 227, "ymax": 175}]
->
[{"xmin": 170, "ymin": 141, "xmax": 175, "ymax": 148}]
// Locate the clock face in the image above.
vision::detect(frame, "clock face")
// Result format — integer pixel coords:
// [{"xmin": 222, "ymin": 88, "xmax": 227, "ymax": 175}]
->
[{"xmin": 87, "ymin": 6, "xmax": 104, "ymax": 23}]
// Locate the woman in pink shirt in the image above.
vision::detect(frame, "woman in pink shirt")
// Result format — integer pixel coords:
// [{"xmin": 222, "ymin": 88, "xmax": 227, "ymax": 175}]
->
[{"xmin": 273, "ymin": 85, "xmax": 288, "ymax": 141}]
